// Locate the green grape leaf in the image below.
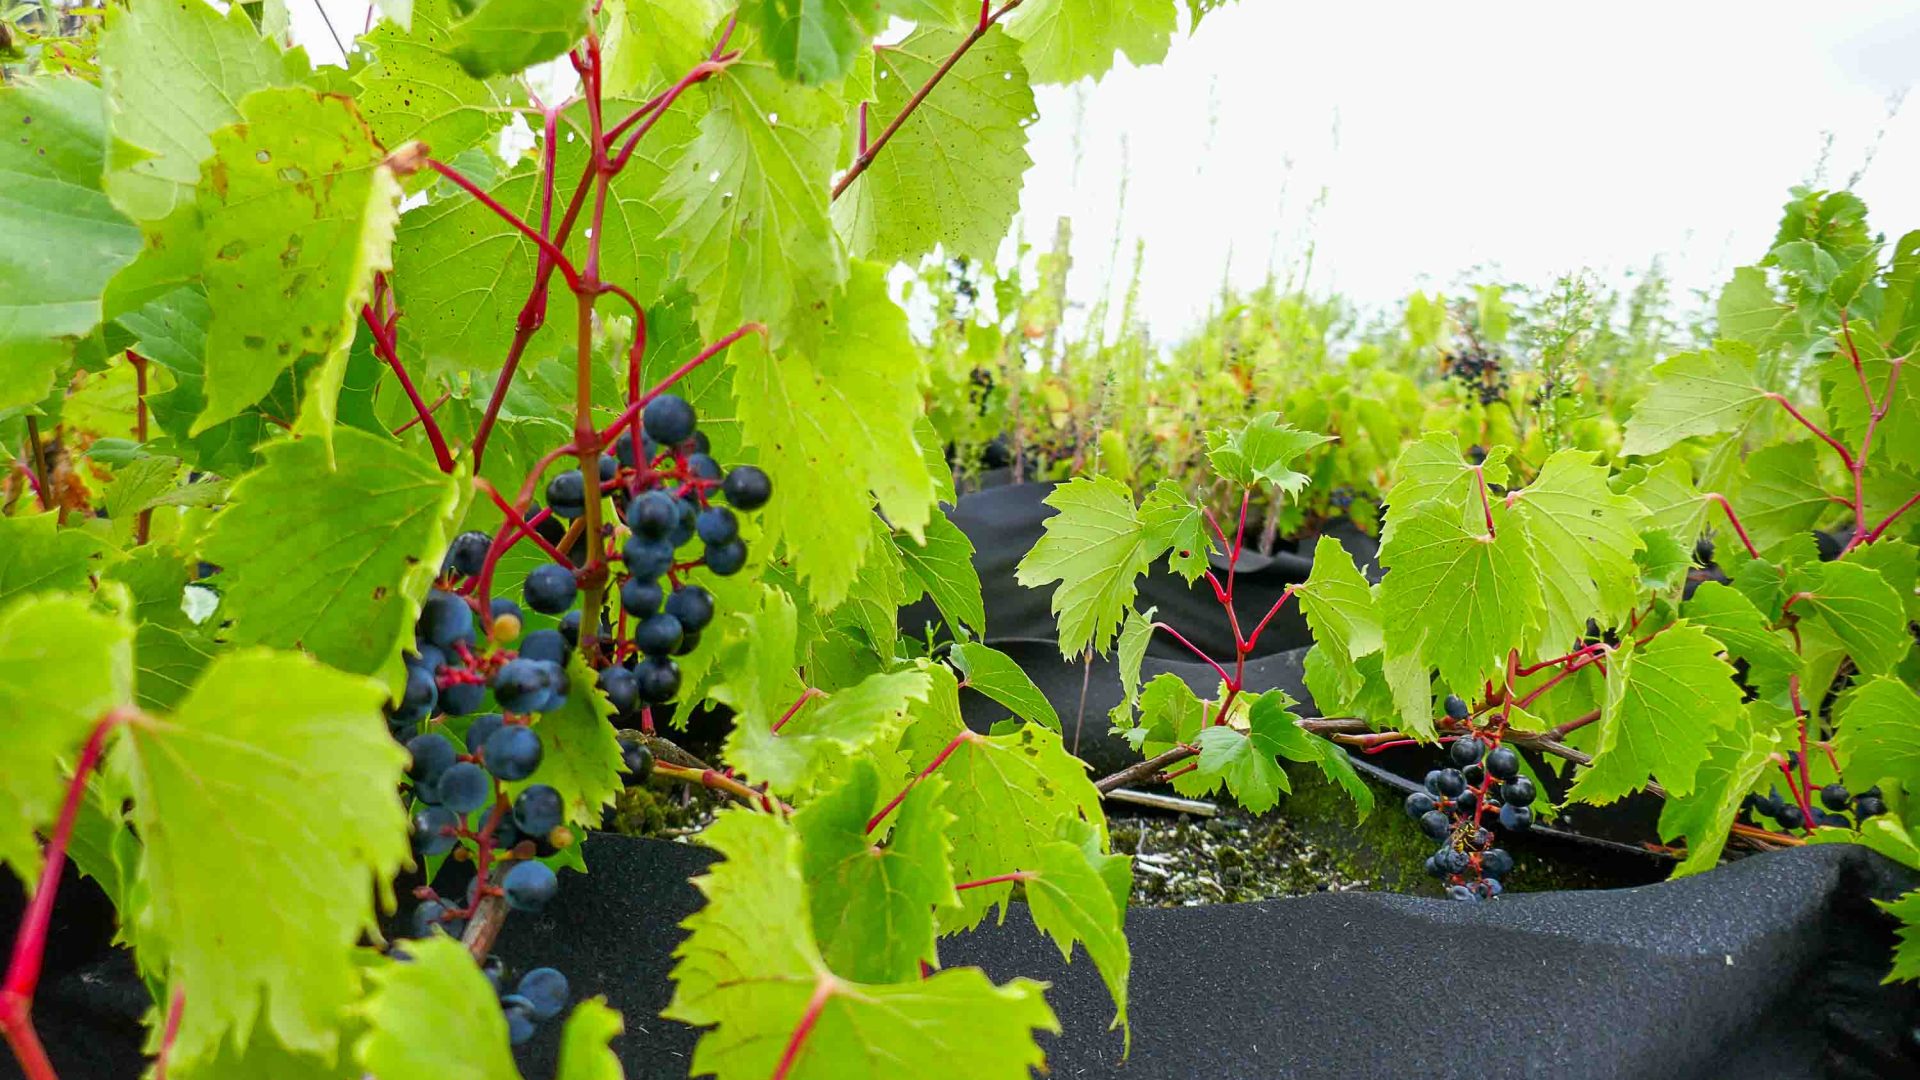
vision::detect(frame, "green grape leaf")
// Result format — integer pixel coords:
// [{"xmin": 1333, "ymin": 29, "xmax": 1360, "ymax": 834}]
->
[
  {"xmin": 116, "ymin": 286, "xmax": 276, "ymax": 476},
  {"xmin": 951, "ymin": 642, "xmax": 1060, "ymax": 731},
  {"xmin": 1823, "ymin": 331, "xmax": 1920, "ymax": 473},
  {"xmin": 122, "ymin": 649, "xmax": 409, "ymax": 1064},
  {"xmin": 1798, "ymin": 559, "xmax": 1907, "ymax": 675},
  {"xmin": 448, "ymin": 0, "xmax": 591, "ymax": 77},
  {"xmin": 1621, "ymin": 458, "xmax": 1710, "ymax": 544},
  {"xmin": 894, "ymin": 506, "xmax": 986, "ymax": 636},
  {"xmin": 665, "ymin": 810, "xmax": 1057, "ymax": 1080},
  {"xmin": 200, "ymin": 428, "xmax": 461, "ymax": 679},
  {"xmin": 605, "ymin": 0, "xmax": 725, "ymax": 95},
  {"xmin": 1382, "ymin": 647, "xmax": 1438, "ymax": 741},
  {"xmin": 1377, "ymin": 500, "xmax": 1540, "ymax": 695},
  {"xmin": 1015, "ymin": 475, "xmax": 1156, "ymax": 657},
  {"xmin": 1003, "ymin": 0, "xmax": 1178, "ymax": 84},
  {"xmin": 1636, "ymin": 528, "xmax": 1692, "ymax": 597},
  {"xmin": 355, "ymin": 0, "xmax": 509, "ymax": 161},
  {"xmin": 1120, "ymin": 670, "xmax": 1207, "ymax": 753},
  {"xmin": 1620, "ymin": 342, "xmax": 1769, "ymax": 456},
  {"xmin": 1024, "ymin": 820, "xmax": 1131, "ymax": 1045},
  {"xmin": 354, "ymin": 936, "xmax": 519, "ymax": 1080},
  {"xmin": 1880, "ymin": 230, "xmax": 1920, "ymax": 353},
  {"xmin": 660, "ymin": 54, "xmax": 845, "ymax": 339},
  {"xmin": 0, "ymin": 78, "xmax": 141, "ymax": 408},
  {"xmin": 1879, "ymin": 889, "xmax": 1920, "ymax": 983},
  {"xmin": 1683, "ymin": 581, "xmax": 1798, "ymax": 703},
  {"xmin": 190, "ymin": 88, "xmax": 403, "ymax": 436},
  {"xmin": 833, "ymin": 25, "xmax": 1035, "ymax": 265},
  {"xmin": 134, "ymin": 621, "xmax": 223, "ymax": 714},
  {"xmin": 796, "ymin": 759, "xmax": 957, "ymax": 983},
  {"xmin": 1381, "ymin": 433, "xmax": 1508, "ymax": 545},
  {"xmin": 523, "ymin": 652, "xmax": 627, "ymax": 825},
  {"xmin": 1657, "ymin": 724, "xmax": 1775, "ymax": 878},
  {"xmin": 1735, "ymin": 441, "xmax": 1832, "ymax": 555},
  {"xmin": 1111, "ymin": 605, "xmax": 1156, "ymax": 721},
  {"xmin": 1567, "ymin": 623, "xmax": 1745, "ymax": 803},
  {"xmin": 1205, "ymin": 414, "xmax": 1333, "ymax": 495},
  {"xmin": 1293, "ymin": 536, "xmax": 1382, "ymax": 703},
  {"xmin": 1140, "ymin": 479, "xmax": 1209, "ymax": 582},
  {"xmin": 391, "ymin": 101, "xmax": 683, "ymax": 379},
  {"xmin": 555, "ymin": 998, "xmax": 627, "ymax": 1080},
  {"xmin": 100, "ymin": 0, "xmax": 300, "ymax": 222},
  {"xmin": 1715, "ymin": 266, "xmax": 1790, "ymax": 344},
  {"xmin": 1507, "ymin": 449, "xmax": 1645, "ymax": 651},
  {"xmin": 1193, "ymin": 691, "xmax": 1315, "ymax": 814},
  {"xmin": 1850, "ymin": 539, "xmax": 1920, "ymax": 621},
  {"xmin": 882, "ymin": 0, "xmax": 973, "ymax": 25},
  {"xmin": 0, "ymin": 595, "xmax": 133, "ymax": 884},
  {"xmin": 750, "ymin": 0, "xmax": 886, "ymax": 83},
  {"xmin": 1303, "ymin": 736, "xmax": 1375, "ymax": 822},
  {"xmin": 0, "ymin": 513, "xmax": 114, "ymax": 612},
  {"xmin": 730, "ymin": 262, "xmax": 934, "ymax": 609},
  {"xmin": 1834, "ymin": 677, "xmax": 1920, "ymax": 797}
]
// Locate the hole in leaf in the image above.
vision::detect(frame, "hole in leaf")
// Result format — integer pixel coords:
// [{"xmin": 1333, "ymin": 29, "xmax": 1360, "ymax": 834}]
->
[{"xmin": 255, "ymin": 149, "xmax": 271, "ymax": 164}]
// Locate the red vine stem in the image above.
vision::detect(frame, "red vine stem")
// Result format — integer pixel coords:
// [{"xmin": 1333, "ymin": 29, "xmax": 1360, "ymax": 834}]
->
[
  {"xmin": 426, "ymin": 159, "xmax": 584, "ymax": 291},
  {"xmin": 359, "ymin": 303, "xmax": 455, "ymax": 472},
  {"xmin": 151, "ymin": 989, "xmax": 185, "ymax": 1080},
  {"xmin": 2, "ymin": 709, "xmax": 139, "ymax": 1080},
  {"xmin": 868, "ymin": 732, "xmax": 975, "ymax": 833},
  {"xmin": 1861, "ymin": 488, "xmax": 1920, "ymax": 546},
  {"xmin": 954, "ymin": 871, "xmax": 1032, "ymax": 891},
  {"xmin": 770, "ymin": 687, "xmax": 824, "ymax": 734},
  {"xmin": 1704, "ymin": 493, "xmax": 1761, "ymax": 560},
  {"xmin": 1151, "ymin": 623, "xmax": 1234, "ymax": 688},
  {"xmin": 595, "ymin": 324, "xmax": 766, "ymax": 444},
  {"xmin": 771, "ymin": 978, "xmax": 836, "ymax": 1080},
  {"xmin": 1765, "ymin": 393, "xmax": 1855, "ymax": 471},
  {"xmin": 830, "ymin": 0, "xmax": 1026, "ymax": 200},
  {"xmin": 1241, "ymin": 585, "xmax": 1296, "ymax": 654},
  {"xmin": 476, "ymin": 479, "xmax": 575, "ymax": 568},
  {"xmin": 1473, "ymin": 464, "xmax": 1496, "ymax": 536}
]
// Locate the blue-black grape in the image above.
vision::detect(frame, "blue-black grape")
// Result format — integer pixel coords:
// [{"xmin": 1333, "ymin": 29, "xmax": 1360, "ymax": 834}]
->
[
  {"xmin": 444, "ymin": 531, "xmax": 492, "ymax": 578},
  {"xmin": 621, "ymin": 575, "xmax": 664, "ymax": 619},
  {"xmin": 503, "ymin": 860, "xmax": 559, "ymax": 913},
  {"xmin": 1486, "ymin": 745, "xmax": 1520, "ymax": 780},
  {"xmin": 465, "ymin": 713, "xmax": 505, "ymax": 754},
  {"xmin": 492, "ymin": 658, "xmax": 554, "ymax": 714},
  {"xmin": 395, "ymin": 661, "xmax": 438, "ymax": 723},
  {"xmin": 1500, "ymin": 775, "xmax": 1536, "ymax": 807},
  {"xmin": 1428, "ymin": 768, "xmax": 1467, "ymax": 798},
  {"xmin": 598, "ymin": 453, "xmax": 619, "ymax": 483},
  {"xmin": 669, "ymin": 499, "xmax": 697, "ymax": 547},
  {"xmin": 1820, "ymin": 783, "xmax": 1851, "ymax": 811},
  {"xmin": 623, "ymin": 535, "xmax": 674, "ymax": 578},
  {"xmin": 440, "ymin": 679, "xmax": 486, "ymax": 716},
  {"xmin": 1419, "ymin": 810, "xmax": 1451, "ymax": 840},
  {"xmin": 1497, "ymin": 804, "xmax": 1533, "ymax": 831},
  {"xmin": 484, "ymin": 724, "xmax": 543, "ymax": 781},
  {"xmin": 1444, "ymin": 694, "xmax": 1470, "ymax": 721},
  {"xmin": 500, "ymin": 994, "xmax": 537, "ymax": 1045},
  {"xmin": 664, "ymin": 584, "xmax": 713, "ymax": 633},
  {"xmin": 408, "ymin": 899, "xmax": 457, "ymax": 938},
  {"xmin": 545, "ymin": 469, "xmax": 586, "ymax": 518},
  {"xmin": 412, "ymin": 806, "xmax": 459, "ymax": 856},
  {"xmin": 685, "ymin": 453, "xmax": 722, "ymax": 483},
  {"xmin": 438, "ymin": 761, "xmax": 493, "ymax": 814},
  {"xmin": 523, "ymin": 564, "xmax": 577, "ymax": 615},
  {"xmin": 513, "ymin": 784, "xmax": 564, "ymax": 839},
  {"xmin": 406, "ymin": 733, "xmax": 456, "ymax": 789},
  {"xmin": 635, "ymin": 613, "xmax": 683, "ymax": 657},
  {"xmin": 1481, "ymin": 848, "xmax": 1514, "ymax": 879},
  {"xmin": 643, "ymin": 394, "xmax": 696, "ymax": 445},
  {"xmin": 695, "ymin": 506, "xmax": 738, "ymax": 546},
  {"xmin": 519, "ymin": 628, "xmax": 570, "ymax": 666},
  {"xmin": 1404, "ymin": 791, "xmax": 1437, "ymax": 818},
  {"xmin": 1449, "ymin": 736, "xmax": 1485, "ymax": 766},
  {"xmin": 517, "ymin": 967, "xmax": 570, "ymax": 1022},
  {"xmin": 626, "ymin": 490, "xmax": 679, "ymax": 538},
  {"xmin": 598, "ymin": 665, "xmax": 640, "ymax": 715},
  {"xmin": 721, "ymin": 465, "xmax": 771, "ymax": 511},
  {"xmin": 635, "ymin": 656, "xmax": 680, "ymax": 704},
  {"xmin": 705, "ymin": 538, "xmax": 747, "ymax": 576},
  {"xmin": 1856, "ymin": 795, "xmax": 1888, "ymax": 819},
  {"xmin": 619, "ymin": 739, "xmax": 654, "ymax": 782}
]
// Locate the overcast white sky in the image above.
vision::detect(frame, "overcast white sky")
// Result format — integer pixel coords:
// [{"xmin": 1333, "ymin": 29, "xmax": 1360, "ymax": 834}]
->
[{"xmin": 292, "ymin": 0, "xmax": 1920, "ymax": 339}]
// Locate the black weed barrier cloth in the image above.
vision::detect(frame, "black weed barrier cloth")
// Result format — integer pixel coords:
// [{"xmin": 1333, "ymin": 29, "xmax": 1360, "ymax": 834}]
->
[{"xmin": 9, "ymin": 835, "xmax": 1917, "ymax": 1079}]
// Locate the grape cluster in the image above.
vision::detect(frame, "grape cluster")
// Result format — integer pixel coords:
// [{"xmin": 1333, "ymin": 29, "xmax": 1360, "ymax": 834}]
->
[
  {"xmin": 1746, "ymin": 771, "xmax": 1886, "ymax": 833},
  {"xmin": 1403, "ymin": 696, "xmax": 1537, "ymax": 901},
  {"xmin": 1442, "ymin": 343, "xmax": 1510, "ymax": 405}
]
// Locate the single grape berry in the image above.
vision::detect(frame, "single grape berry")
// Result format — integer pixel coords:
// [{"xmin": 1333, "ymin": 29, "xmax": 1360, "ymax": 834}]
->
[
  {"xmin": 408, "ymin": 900, "xmax": 455, "ymax": 939},
  {"xmin": 1430, "ymin": 768, "xmax": 1467, "ymax": 798},
  {"xmin": 513, "ymin": 784, "xmax": 564, "ymax": 838},
  {"xmin": 619, "ymin": 739, "xmax": 654, "ymax": 783},
  {"xmin": 395, "ymin": 661, "xmax": 439, "ymax": 724},
  {"xmin": 438, "ymin": 761, "xmax": 493, "ymax": 814},
  {"xmin": 517, "ymin": 967, "xmax": 570, "ymax": 1022},
  {"xmin": 503, "ymin": 860, "xmax": 559, "ymax": 913},
  {"xmin": 523, "ymin": 564, "xmax": 577, "ymax": 615},
  {"xmin": 444, "ymin": 531, "xmax": 492, "ymax": 578},
  {"xmin": 685, "ymin": 453, "xmax": 722, "ymax": 483},
  {"xmin": 1444, "ymin": 694, "xmax": 1470, "ymax": 721},
  {"xmin": 519, "ymin": 628, "xmax": 570, "ymax": 666},
  {"xmin": 1501, "ymin": 775, "xmax": 1536, "ymax": 807},
  {"xmin": 636, "ymin": 656, "xmax": 681, "ymax": 704},
  {"xmin": 598, "ymin": 453, "xmax": 619, "ymax": 483},
  {"xmin": 493, "ymin": 658, "xmax": 552, "ymax": 714},
  {"xmin": 411, "ymin": 806, "xmax": 459, "ymax": 856},
  {"xmin": 1486, "ymin": 745, "xmax": 1520, "ymax": 780},
  {"xmin": 642, "ymin": 394, "xmax": 696, "ymax": 445},
  {"xmin": 418, "ymin": 589, "xmax": 476, "ymax": 651},
  {"xmin": 1497, "ymin": 804, "xmax": 1533, "ymax": 832},
  {"xmin": 705, "ymin": 538, "xmax": 748, "ymax": 576},
  {"xmin": 1451, "ymin": 792, "xmax": 1478, "ymax": 818},
  {"xmin": 673, "ymin": 629, "xmax": 702, "ymax": 656},
  {"xmin": 1855, "ymin": 795, "xmax": 1888, "ymax": 819},
  {"xmin": 1481, "ymin": 848, "xmax": 1514, "ymax": 879},
  {"xmin": 664, "ymin": 584, "xmax": 714, "ymax": 633},
  {"xmin": 669, "ymin": 498, "xmax": 698, "ymax": 547},
  {"xmin": 465, "ymin": 713, "xmax": 505, "ymax": 754},
  {"xmin": 635, "ymin": 613, "xmax": 684, "ymax": 657},
  {"xmin": 406, "ymin": 733, "xmax": 457, "ymax": 789},
  {"xmin": 1778, "ymin": 805, "xmax": 1805, "ymax": 830},
  {"xmin": 1449, "ymin": 736, "xmax": 1486, "ymax": 767},
  {"xmin": 1405, "ymin": 791, "xmax": 1437, "ymax": 818},
  {"xmin": 1820, "ymin": 783, "xmax": 1851, "ymax": 811},
  {"xmin": 1446, "ymin": 884, "xmax": 1475, "ymax": 902},
  {"xmin": 559, "ymin": 610, "xmax": 583, "ymax": 648},
  {"xmin": 623, "ymin": 535, "xmax": 674, "ymax": 578},
  {"xmin": 722, "ymin": 465, "xmax": 772, "ymax": 511},
  {"xmin": 1810, "ymin": 808, "xmax": 1851, "ymax": 829},
  {"xmin": 545, "ymin": 469, "xmax": 587, "ymax": 518},
  {"xmin": 626, "ymin": 490, "xmax": 679, "ymax": 538},
  {"xmin": 500, "ymin": 995, "xmax": 537, "ymax": 1045},
  {"xmin": 1419, "ymin": 810, "xmax": 1451, "ymax": 840},
  {"xmin": 489, "ymin": 597, "xmax": 524, "ymax": 642},
  {"xmin": 696, "ymin": 506, "xmax": 738, "ymax": 546},
  {"xmin": 597, "ymin": 665, "xmax": 640, "ymax": 715},
  {"xmin": 614, "ymin": 431, "xmax": 637, "ymax": 469},
  {"xmin": 1462, "ymin": 762, "xmax": 1486, "ymax": 787},
  {"xmin": 621, "ymin": 576, "xmax": 664, "ymax": 619},
  {"xmin": 440, "ymin": 680, "xmax": 486, "ymax": 717},
  {"xmin": 484, "ymin": 724, "xmax": 544, "ymax": 781}
]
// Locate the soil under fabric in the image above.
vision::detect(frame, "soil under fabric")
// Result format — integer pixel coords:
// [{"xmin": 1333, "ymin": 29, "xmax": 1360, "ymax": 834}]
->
[{"xmin": 10, "ymin": 836, "xmax": 1917, "ymax": 1080}]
